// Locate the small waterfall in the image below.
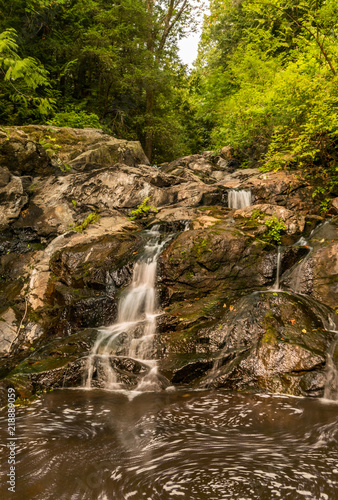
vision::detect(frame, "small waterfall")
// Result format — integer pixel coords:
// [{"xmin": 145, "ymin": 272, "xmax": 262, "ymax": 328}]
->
[
  {"xmin": 285, "ymin": 236, "xmax": 312, "ymax": 294},
  {"xmin": 228, "ymin": 189, "xmax": 252, "ymax": 209},
  {"xmin": 323, "ymin": 334, "xmax": 338, "ymax": 401},
  {"xmin": 85, "ymin": 226, "xmax": 171, "ymax": 391},
  {"xmin": 271, "ymin": 246, "xmax": 282, "ymax": 291},
  {"xmin": 323, "ymin": 317, "xmax": 338, "ymax": 401}
]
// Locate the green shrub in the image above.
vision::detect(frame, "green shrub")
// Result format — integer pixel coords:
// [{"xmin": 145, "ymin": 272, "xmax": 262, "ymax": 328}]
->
[
  {"xmin": 48, "ymin": 110, "xmax": 101, "ymax": 129},
  {"xmin": 128, "ymin": 198, "xmax": 158, "ymax": 220},
  {"xmin": 263, "ymin": 217, "xmax": 286, "ymax": 245},
  {"xmin": 70, "ymin": 212, "xmax": 100, "ymax": 233}
]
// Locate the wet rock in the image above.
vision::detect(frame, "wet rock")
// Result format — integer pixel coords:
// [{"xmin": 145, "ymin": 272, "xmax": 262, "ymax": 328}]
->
[
  {"xmin": 159, "ymin": 221, "xmax": 278, "ymax": 301},
  {"xmin": 282, "ymin": 221, "xmax": 338, "ymax": 308},
  {"xmin": 201, "ymin": 291, "xmax": 336, "ymax": 397},
  {"xmin": 244, "ymin": 171, "xmax": 316, "ymax": 213},
  {"xmin": 2, "ymin": 329, "xmax": 96, "ymax": 396},
  {"xmin": 0, "ymin": 379, "xmax": 16, "ymax": 407}
]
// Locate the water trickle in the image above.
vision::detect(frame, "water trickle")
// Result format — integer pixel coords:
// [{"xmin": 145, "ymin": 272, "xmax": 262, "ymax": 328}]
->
[
  {"xmin": 228, "ymin": 189, "xmax": 252, "ymax": 209},
  {"xmin": 323, "ymin": 318, "xmax": 338, "ymax": 401},
  {"xmin": 323, "ymin": 333, "xmax": 338, "ymax": 401},
  {"xmin": 271, "ymin": 246, "xmax": 282, "ymax": 291},
  {"xmin": 85, "ymin": 226, "xmax": 171, "ymax": 391}
]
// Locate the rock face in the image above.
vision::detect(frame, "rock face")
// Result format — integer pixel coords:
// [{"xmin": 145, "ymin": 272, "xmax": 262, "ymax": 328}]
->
[
  {"xmin": 199, "ymin": 292, "xmax": 336, "ymax": 397},
  {"xmin": 0, "ymin": 128, "xmax": 337, "ymax": 403}
]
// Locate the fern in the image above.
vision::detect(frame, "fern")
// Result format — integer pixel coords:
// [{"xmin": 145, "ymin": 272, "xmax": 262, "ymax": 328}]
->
[{"xmin": 128, "ymin": 198, "xmax": 158, "ymax": 220}]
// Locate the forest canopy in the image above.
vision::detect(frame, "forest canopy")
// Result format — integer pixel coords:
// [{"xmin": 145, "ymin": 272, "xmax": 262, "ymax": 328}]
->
[{"xmin": 0, "ymin": 0, "xmax": 338, "ymax": 185}]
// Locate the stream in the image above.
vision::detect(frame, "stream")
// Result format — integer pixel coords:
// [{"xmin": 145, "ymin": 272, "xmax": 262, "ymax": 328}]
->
[
  {"xmin": 0, "ymin": 389, "xmax": 337, "ymax": 499},
  {"xmin": 1, "ymin": 215, "xmax": 338, "ymax": 499}
]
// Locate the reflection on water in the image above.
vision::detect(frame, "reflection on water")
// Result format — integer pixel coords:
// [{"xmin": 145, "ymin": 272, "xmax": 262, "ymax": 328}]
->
[{"xmin": 0, "ymin": 390, "xmax": 337, "ymax": 499}]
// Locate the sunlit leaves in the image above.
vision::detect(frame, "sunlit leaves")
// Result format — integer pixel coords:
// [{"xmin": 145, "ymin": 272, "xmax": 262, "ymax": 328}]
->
[{"xmin": 0, "ymin": 29, "xmax": 54, "ymax": 117}]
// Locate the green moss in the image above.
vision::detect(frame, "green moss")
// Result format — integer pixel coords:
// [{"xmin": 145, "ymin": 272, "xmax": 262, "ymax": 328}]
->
[
  {"xmin": 262, "ymin": 328, "xmax": 277, "ymax": 344},
  {"xmin": 70, "ymin": 211, "xmax": 100, "ymax": 233}
]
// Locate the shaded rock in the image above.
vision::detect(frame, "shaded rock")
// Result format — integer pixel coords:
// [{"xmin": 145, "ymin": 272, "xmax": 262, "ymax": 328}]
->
[
  {"xmin": 0, "ymin": 138, "xmax": 54, "ymax": 176},
  {"xmin": 3, "ymin": 329, "xmax": 97, "ymax": 396},
  {"xmin": 0, "ymin": 175, "xmax": 28, "ymax": 230},
  {"xmin": 159, "ymin": 221, "xmax": 278, "ymax": 301},
  {"xmin": 161, "ymin": 151, "xmax": 237, "ymax": 184},
  {"xmin": 13, "ymin": 201, "xmax": 74, "ymax": 236},
  {"xmin": 201, "ymin": 291, "xmax": 336, "ymax": 397},
  {"xmin": 282, "ymin": 221, "xmax": 338, "ymax": 308},
  {"xmin": 0, "ymin": 308, "xmax": 18, "ymax": 354},
  {"xmin": 16, "ymin": 164, "xmax": 228, "ymax": 238},
  {"xmin": 0, "ymin": 166, "xmax": 10, "ymax": 187},
  {"xmin": 234, "ymin": 203, "xmax": 306, "ymax": 237},
  {"xmin": 171, "ymin": 359, "xmax": 214, "ymax": 384}
]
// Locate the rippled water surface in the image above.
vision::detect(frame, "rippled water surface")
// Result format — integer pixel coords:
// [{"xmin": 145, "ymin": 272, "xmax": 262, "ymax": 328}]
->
[{"xmin": 0, "ymin": 389, "xmax": 337, "ymax": 499}]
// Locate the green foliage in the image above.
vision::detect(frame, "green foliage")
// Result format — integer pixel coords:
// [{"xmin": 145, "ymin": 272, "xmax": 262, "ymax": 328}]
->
[
  {"xmin": 263, "ymin": 217, "xmax": 286, "ymax": 245},
  {"xmin": 0, "ymin": 0, "xmax": 200, "ymax": 161},
  {"xmin": 319, "ymin": 198, "xmax": 331, "ymax": 214},
  {"xmin": 127, "ymin": 198, "xmax": 158, "ymax": 221},
  {"xmin": 0, "ymin": 28, "xmax": 54, "ymax": 122},
  {"xmin": 70, "ymin": 212, "xmax": 100, "ymax": 233},
  {"xmin": 48, "ymin": 110, "xmax": 101, "ymax": 129},
  {"xmin": 39, "ymin": 135, "xmax": 61, "ymax": 155},
  {"xmin": 196, "ymin": 0, "xmax": 338, "ymax": 177}
]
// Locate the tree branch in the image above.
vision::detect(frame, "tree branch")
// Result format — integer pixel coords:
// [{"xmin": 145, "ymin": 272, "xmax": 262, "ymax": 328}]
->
[{"xmin": 255, "ymin": 1, "xmax": 336, "ymax": 76}]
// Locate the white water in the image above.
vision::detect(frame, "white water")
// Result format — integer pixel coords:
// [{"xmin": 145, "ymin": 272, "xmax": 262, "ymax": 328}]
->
[
  {"xmin": 271, "ymin": 246, "xmax": 282, "ymax": 291},
  {"xmin": 85, "ymin": 226, "xmax": 170, "ymax": 391},
  {"xmin": 228, "ymin": 189, "xmax": 252, "ymax": 209},
  {"xmin": 281, "ymin": 225, "xmax": 338, "ymax": 400}
]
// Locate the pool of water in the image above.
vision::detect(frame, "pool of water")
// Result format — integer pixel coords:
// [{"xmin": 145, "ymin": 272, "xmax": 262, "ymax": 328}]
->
[{"xmin": 0, "ymin": 389, "xmax": 337, "ymax": 499}]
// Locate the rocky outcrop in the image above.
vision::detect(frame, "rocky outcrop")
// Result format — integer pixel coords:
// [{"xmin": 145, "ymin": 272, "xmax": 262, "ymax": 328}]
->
[
  {"xmin": 0, "ymin": 168, "xmax": 29, "ymax": 230},
  {"xmin": 0, "ymin": 125, "xmax": 149, "ymax": 172},
  {"xmin": 197, "ymin": 291, "xmax": 336, "ymax": 397},
  {"xmin": 0, "ymin": 128, "xmax": 337, "ymax": 403},
  {"xmin": 0, "ymin": 137, "xmax": 54, "ymax": 176},
  {"xmin": 282, "ymin": 220, "xmax": 338, "ymax": 309}
]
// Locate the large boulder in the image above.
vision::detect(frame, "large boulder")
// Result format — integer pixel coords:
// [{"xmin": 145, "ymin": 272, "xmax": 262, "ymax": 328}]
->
[
  {"xmin": 0, "ymin": 137, "xmax": 54, "ymax": 176},
  {"xmin": 0, "ymin": 125, "xmax": 149, "ymax": 172},
  {"xmin": 282, "ymin": 220, "xmax": 338, "ymax": 309},
  {"xmin": 69, "ymin": 138, "xmax": 149, "ymax": 170},
  {"xmin": 198, "ymin": 291, "xmax": 337, "ymax": 397},
  {"xmin": 0, "ymin": 170, "xmax": 28, "ymax": 230}
]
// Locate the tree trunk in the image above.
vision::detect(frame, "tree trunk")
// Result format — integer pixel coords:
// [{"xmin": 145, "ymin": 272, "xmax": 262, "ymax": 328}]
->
[{"xmin": 145, "ymin": 85, "xmax": 154, "ymax": 162}]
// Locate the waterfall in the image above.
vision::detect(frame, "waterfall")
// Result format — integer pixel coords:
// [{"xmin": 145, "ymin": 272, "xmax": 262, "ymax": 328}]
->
[
  {"xmin": 323, "ymin": 317, "xmax": 338, "ymax": 401},
  {"xmin": 84, "ymin": 226, "xmax": 170, "ymax": 391},
  {"xmin": 323, "ymin": 333, "xmax": 338, "ymax": 401},
  {"xmin": 228, "ymin": 189, "xmax": 252, "ymax": 209},
  {"xmin": 271, "ymin": 246, "xmax": 282, "ymax": 291}
]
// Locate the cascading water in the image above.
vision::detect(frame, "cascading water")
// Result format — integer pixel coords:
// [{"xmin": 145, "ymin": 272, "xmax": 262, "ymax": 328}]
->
[
  {"xmin": 85, "ymin": 225, "xmax": 171, "ymax": 392},
  {"xmin": 270, "ymin": 222, "xmax": 338, "ymax": 401},
  {"xmin": 324, "ymin": 333, "xmax": 338, "ymax": 400},
  {"xmin": 228, "ymin": 189, "xmax": 252, "ymax": 209},
  {"xmin": 271, "ymin": 246, "xmax": 282, "ymax": 291}
]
